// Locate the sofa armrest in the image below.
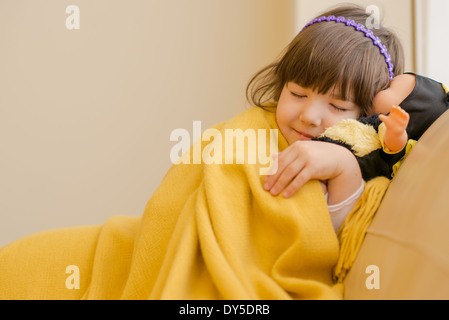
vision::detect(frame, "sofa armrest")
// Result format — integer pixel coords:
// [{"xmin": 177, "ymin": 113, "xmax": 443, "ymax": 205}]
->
[{"xmin": 344, "ymin": 109, "xmax": 449, "ymax": 299}]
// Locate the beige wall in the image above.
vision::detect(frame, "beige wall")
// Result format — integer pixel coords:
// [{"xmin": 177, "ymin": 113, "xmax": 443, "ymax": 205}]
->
[
  {"xmin": 0, "ymin": 0, "xmax": 414, "ymax": 247},
  {"xmin": 0, "ymin": 0, "xmax": 295, "ymax": 246},
  {"xmin": 414, "ymin": 0, "xmax": 449, "ymax": 85}
]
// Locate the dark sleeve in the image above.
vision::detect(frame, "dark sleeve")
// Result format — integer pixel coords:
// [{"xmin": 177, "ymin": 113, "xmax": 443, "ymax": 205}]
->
[
  {"xmin": 357, "ymin": 149, "xmax": 405, "ymax": 181},
  {"xmin": 313, "ymin": 135, "xmax": 404, "ymax": 181},
  {"xmin": 313, "ymin": 114, "xmax": 402, "ymax": 181}
]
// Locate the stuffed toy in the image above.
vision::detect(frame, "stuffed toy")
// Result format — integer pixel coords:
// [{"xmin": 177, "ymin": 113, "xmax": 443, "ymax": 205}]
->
[{"xmin": 314, "ymin": 73, "xmax": 449, "ymax": 181}]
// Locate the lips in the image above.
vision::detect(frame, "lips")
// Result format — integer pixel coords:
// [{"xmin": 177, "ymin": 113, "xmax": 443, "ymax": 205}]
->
[{"xmin": 293, "ymin": 129, "xmax": 314, "ymax": 141}]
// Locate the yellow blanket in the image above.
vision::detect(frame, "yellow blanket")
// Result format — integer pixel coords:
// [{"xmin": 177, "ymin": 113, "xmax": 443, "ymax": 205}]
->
[{"xmin": 0, "ymin": 106, "xmax": 384, "ymax": 300}]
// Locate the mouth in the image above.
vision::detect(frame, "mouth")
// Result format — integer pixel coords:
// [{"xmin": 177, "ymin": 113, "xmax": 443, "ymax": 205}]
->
[{"xmin": 293, "ymin": 129, "xmax": 314, "ymax": 141}]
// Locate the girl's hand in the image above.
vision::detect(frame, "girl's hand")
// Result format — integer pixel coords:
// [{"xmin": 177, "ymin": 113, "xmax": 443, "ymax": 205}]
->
[{"xmin": 263, "ymin": 140, "xmax": 361, "ymax": 202}]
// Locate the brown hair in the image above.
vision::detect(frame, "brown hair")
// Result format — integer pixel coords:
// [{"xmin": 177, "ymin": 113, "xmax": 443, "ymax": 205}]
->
[{"xmin": 246, "ymin": 4, "xmax": 405, "ymax": 117}]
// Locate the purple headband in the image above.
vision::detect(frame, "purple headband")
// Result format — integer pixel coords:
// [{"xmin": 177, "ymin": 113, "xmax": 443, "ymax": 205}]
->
[{"xmin": 302, "ymin": 15, "xmax": 394, "ymax": 80}]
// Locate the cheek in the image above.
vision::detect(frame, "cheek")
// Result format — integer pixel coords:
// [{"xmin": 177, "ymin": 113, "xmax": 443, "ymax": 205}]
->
[
  {"xmin": 323, "ymin": 111, "xmax": 359, "ymax": 129},
  {"xmin": 276, "ymin": 91, "xmax": 292, "ymax": 126},
  {"xmin": 275, "ymin": 104, "xmax": 288, "ymax": 131},
  {"xmin": 275, "ymin": 102, "xmax": 296, "ymax": 141}
]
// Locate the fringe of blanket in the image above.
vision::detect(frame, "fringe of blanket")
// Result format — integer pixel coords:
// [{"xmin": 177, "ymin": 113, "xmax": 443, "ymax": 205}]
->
[{"xmin": 333, "ymin": 176, "xmax": 391, "ymax": 283}]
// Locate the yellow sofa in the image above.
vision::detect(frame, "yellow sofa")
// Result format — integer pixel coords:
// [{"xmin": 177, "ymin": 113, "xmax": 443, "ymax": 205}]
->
[{"xmin": 343, "ymin": 109, "xmax": 449, "ymax": 299}]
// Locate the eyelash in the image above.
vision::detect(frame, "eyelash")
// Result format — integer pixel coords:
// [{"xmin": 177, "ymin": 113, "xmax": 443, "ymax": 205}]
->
[
  {"xmin": 291, "ymin": 92, "xmax": 347, "ymax": 112},
  {"xmin": 331, "ymin": 104, "xmax": 347, "ymax": 112},
  {"xmin": 291, "ymin": 92, "xmax": 306, "ymax": 99}
]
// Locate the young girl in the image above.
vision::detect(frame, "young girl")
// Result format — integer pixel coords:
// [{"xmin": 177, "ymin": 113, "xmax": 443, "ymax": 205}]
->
[
  {"xmin": 248, "ymin": 4, "xmax": 405, "ymax": 231},
  {"xmin": 0, "ymin": 3, "xmax": 410, "ymax": 301}
]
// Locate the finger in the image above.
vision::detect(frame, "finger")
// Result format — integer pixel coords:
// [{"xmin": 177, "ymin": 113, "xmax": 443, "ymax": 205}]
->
[
  {"xmin": 264, "ymin": 153, "xmax": 279, "ymax": 176},
  {"xmin": 380, "ymin": 109, "xmax": 410, "ymax": 135},
  {"xmin": 270, "ymin": 158, "xmax": 306, "ymax": 196},
  {"xmin": 390, "ymin": 105, "xmax": 403, "ymax": 115},
  {"xmin": 379, "ymin": 114, "xmax": 397, "ymax": 130},
  {"xmin": 378, "ymin": 113, "xmax": 388, "ymax": 123},
  {"xmin": 392, "ymin": 106, "xmax": 410, "ymax": 122},
  {"xmin": 264, "ymin": 149, "xmax": 290, "ymax": 189},
  {"xmin": 264, "ymin": 146, "xmax": 299, "ymax": 191},
  {"xmin": 264, "ymin": 153, "xmax": 280, "ymax": 190},
  {"xmin": 282, "ymin": 167, "xmax": 312, "ymax": 198},
  {"xmin": 388, "ymin": 106, "xmax": 402, "ymax": 120}
]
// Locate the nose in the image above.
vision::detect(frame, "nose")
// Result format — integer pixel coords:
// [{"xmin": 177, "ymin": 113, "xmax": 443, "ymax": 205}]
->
[{"xmin": 299, "ymin": 102, "xmax": 322, "ymax": 127}]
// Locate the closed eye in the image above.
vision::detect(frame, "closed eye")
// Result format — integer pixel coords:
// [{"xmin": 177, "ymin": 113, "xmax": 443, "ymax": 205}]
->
[
  {"xmin": 330, "ymin": 104, "xmax": 348, "ymax": 112},
  {"xmin": 291, "ymin": 92, "xmax": 307, "ymax": 99}
]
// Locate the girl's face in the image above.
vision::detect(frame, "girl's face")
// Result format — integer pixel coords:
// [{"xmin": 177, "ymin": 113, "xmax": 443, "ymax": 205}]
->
[{"xmin": 276, "ymin": 82, "xmax": 360, "ymax": 145}]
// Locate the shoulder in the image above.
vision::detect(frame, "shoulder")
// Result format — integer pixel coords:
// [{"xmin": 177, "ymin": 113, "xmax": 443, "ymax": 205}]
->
[
  {"xmin": 373, "ymin": 74, "xmax": 416, "ymax": 114},
  {"xmin": 390, "ymin": 74, "xmax": 416, "ymax": 92}
]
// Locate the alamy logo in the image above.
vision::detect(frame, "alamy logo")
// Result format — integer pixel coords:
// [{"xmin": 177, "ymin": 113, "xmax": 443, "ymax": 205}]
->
[
  {"xmin": 65, "ymin": 265, "xmax": 80, "ymax": 290},
  {"xmin": 365, "ymin": 265, "xmax": 380, "ymax": 290},
  {"xmin": 365, "ymin": 5, "xmax": 380, "ymax": 29},
  {"xmin": 170, "ymin": 121, "xmax": 279, "ymax": 175},
  {"xmin": 66, "ymin": 5, "xmax": 80, "ymax": 30}
]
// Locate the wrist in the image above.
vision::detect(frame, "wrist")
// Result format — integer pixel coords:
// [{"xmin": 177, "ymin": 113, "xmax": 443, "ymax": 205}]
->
[
  {"xmin": 327, "ymin": 146, "xmax": 363, "ymax": 205},
  {"xmin": 384, "ymin": 131, "xmax": 408, "ymax": 153}
]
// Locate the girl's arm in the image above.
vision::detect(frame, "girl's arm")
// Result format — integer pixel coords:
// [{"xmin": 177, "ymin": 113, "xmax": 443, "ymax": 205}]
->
[
  {"xmin": 325, "ymin": 145, "xmax": 364, "ymax": 206},
  {"xmin": 264, "ymin": 140, "xmax": 363, "ymax": 205}
]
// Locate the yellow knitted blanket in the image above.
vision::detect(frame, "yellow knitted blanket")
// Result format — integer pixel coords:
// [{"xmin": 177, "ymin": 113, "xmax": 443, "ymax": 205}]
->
[
  {"xmin": 0, "ymin": 107, "xmax": 387, "ymax": 299},
  {"xmin": 333, "ymin": 176, "xmax": 391, "ymax": 284}
]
